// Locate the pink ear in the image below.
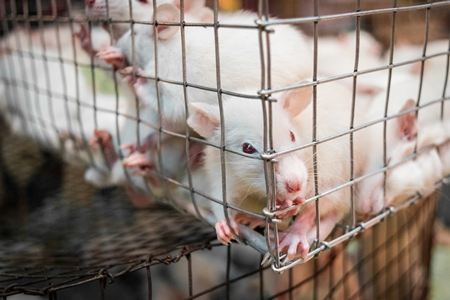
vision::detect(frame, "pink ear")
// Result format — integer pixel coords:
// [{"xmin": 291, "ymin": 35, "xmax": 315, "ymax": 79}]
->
[
  {"xmin": 187, "ymin": 102, "xmax": 220, "ymax": 139},
  {"xmin": 188, "ymin": 141, "xmax": 206, "ymax": 170},
  {"xmin": 279, "ymin": 86, "xmax": 313, "ymax": 118},
  {"xmin": 397, "ymin": 99, "xmax": 417, "ymax": 141},
  {"xmin": 156, "ymin": 4, "xmax": 180, "ymax": 40}
]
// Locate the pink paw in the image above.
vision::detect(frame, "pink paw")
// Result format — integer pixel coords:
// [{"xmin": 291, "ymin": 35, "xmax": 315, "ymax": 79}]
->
[
  {"xmin": 122, "ymin": 153, "xmax": 155, "ymax": 176},
  {"xmin": 97, "ymin": 46, "xmax": 126, "ymax": 68},
  {"xmin": 275, "ymin": 197, "xmax": 304, "ymax": 218},
  {"xmin": 215, "ymin": 219, "xmax": 238, "ymax": 245},
  {"xmin": 120, "ymin": 132, "xmax": 156, "ymax": 156},
  {"xmin": 278, "ymin": 232, "xmax": 310, "ymax": 262},
  {"xmin": 88, "ymin": 129, "xmax": 117, "ymax": 167}
]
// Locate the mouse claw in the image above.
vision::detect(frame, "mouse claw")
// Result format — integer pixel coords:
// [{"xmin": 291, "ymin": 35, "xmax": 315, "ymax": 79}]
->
[
  {"xmin": 215, "ymin": 219, "xmax": 238, "ymax": 245},
  {"xmin": 278, "ymin": 232, "xmax": 310, "ymax": 263}
]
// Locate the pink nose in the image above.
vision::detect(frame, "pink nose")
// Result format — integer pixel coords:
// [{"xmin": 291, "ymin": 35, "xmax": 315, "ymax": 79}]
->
[
  {"xmin": 85, "ymin": 0, "xmax": 96, "ymax": 8},
  {"xmin": 286, "ymin": 180, "xmax": 301, "ymax": 193}
]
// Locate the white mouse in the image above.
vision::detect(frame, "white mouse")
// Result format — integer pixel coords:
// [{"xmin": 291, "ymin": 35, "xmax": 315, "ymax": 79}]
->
[
  {"xmin": 316, "ymin": 30, "xmax": 384, "ymax": 79},
  {"xmin": 356, "ymin": 123, "xmax": 444, "ymax": 217},
  {"xmin": 187, "ymin": 88, "xmax": 310, "ymax": 245},
  {"xmin": 188, "ymin": 81, "xmax": 368, "ymax": 257},
  {"xmin": 92, "ymin": 3, "xmax": 310, "ymax": 192},
  {"xmin": 355, "ymin": 74, "xmax": 450, "ymax": 217},
  {"xmin": 98, "ymin": 4, "xmax": 312, "ymax": 134},
  {"xmin": 0, "ymin": 28, "xmax": 135, "ymax": 178}
]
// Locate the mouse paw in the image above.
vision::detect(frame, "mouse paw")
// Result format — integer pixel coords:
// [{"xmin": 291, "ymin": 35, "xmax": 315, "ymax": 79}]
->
[
  {"xmin": 278, "ymin": 231, "xmax": 310, "ymax": 263},
  {"xmin": 97, "ymin": 46, "xmax": 126, "ymax": 68},
  {"xmin": 120, "ymin": 132, "xmax": 156, "ymax": 156},
  {"xmin": 88, "ymin": 129, "xmax": 117, "ymax": 167},
  {"xmin": 215, "ymin": 219, "xmax": 238, "ymax": 245},
  {"xmin": 122, "ymin": 153, "xmax": 155, "ymax": 176}
]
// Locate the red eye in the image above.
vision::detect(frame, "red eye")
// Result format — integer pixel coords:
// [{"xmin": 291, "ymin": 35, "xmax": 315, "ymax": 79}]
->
[
  {"xmin": 138, "ymin": 0, "xmax": 148, "ymax": 3},
  {"xmin": 242, "ymin": 143, "xmax": 257, "ymax": 154},
  {"xmin": 290, "ymin": 131, "xmax": 295, "ymax": 142}
]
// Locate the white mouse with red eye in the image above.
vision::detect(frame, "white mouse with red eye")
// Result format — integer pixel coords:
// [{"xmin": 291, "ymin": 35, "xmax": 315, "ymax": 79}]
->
[{"xmin": 187, "ymin": 88, "xmax": 313, "ymax": 245}]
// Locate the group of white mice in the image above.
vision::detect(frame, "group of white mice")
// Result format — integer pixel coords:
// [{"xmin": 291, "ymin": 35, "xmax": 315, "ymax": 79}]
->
[{"xmin": 0, "ymin": 0, "xmax": 449, "ymax": 263}]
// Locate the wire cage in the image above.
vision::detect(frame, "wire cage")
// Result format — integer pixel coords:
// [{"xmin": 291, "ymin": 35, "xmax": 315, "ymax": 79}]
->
[{"xmin": 0, "ymin": 0, "xmax": 449, "ymax": 299}]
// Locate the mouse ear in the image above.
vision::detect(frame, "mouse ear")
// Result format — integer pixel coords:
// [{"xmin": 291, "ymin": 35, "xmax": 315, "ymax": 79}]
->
[
  {"xmin": 188, "ymin": 141, "xmax": 206, "ymax": 170},
  {"xmin": 279, "ymin": 86, "xmax": 313, "ymax": 118},
  {"xmin": 156, "ymin": 4, "xmax": 180, "ymax": 40},
  {"xmin": 187, "ymin": 102, "xmax": 220, "ymax": 139},
  {"xmin": 397, "ymin": 99, "xmax": 417, "ymax": 141}
]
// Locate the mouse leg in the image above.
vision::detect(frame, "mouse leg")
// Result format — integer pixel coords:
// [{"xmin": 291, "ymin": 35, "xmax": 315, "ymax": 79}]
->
[{"xmin": 277, "ymin": 207, "xmax": 316, "ymax": 262}]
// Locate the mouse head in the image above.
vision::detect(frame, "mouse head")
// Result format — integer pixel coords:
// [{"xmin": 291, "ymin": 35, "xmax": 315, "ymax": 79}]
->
[{"xmin": 187, "ymin": 87, "xmax": 313, "ymax": 215}]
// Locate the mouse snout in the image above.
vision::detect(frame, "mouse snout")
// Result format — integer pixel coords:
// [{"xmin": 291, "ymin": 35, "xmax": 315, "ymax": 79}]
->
[
  {"xmin": 85, "ymin": 0, "xmax": 96, "ymax": 8},
  {"xmin": 285, "ymin": 180, "xmax": 301, "ymax": 193}
]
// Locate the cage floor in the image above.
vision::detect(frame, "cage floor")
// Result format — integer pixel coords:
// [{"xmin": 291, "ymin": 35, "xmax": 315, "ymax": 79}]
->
[{"xmin": 0, "ymin": 118, "xmax": 220, "ymax": 297}]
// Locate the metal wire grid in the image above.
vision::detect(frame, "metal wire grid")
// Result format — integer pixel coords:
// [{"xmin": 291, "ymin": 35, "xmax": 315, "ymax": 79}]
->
[
  {"xmin": 0, "ymin": 136, "xmax": 438, "ymax": 300},
  {"xmin": 0, "ymin": 0, "xmax": 448, "ymax": 281}
]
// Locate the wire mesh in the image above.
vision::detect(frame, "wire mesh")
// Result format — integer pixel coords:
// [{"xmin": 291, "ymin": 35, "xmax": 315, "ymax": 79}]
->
[{"xmin": 0, "ymin": 0, "xmax": 449, "ymax": 298}]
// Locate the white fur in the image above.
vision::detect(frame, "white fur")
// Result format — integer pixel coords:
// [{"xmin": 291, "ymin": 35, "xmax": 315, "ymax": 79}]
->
[
  {"xmin": 355, "ymin": 76, "xmax": 450, "ymax": 216},
  {"xmin": 112, "ymin": 6, "xmax": 312, "ymax": 134},
  {"xmin": 317, "ymin": 30, "xmax": 384, "ymax": 78}
]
